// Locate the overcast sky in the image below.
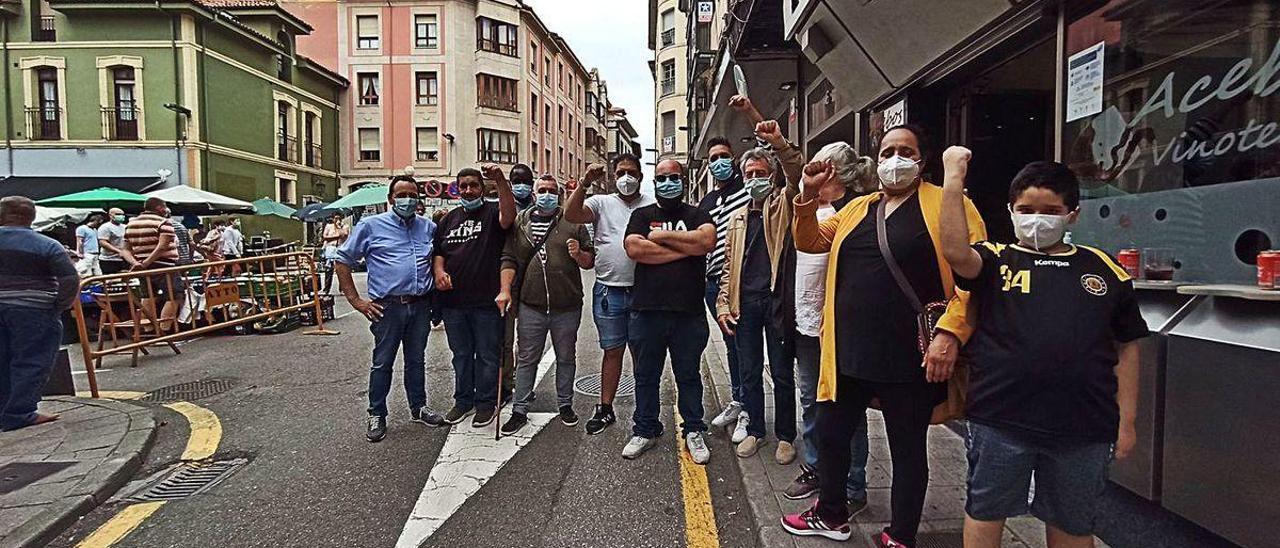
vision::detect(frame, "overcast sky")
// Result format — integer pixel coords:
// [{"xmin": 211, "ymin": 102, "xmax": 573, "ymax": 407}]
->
[{"xmin": 523, "ymin": 0, "xmax": 654, "ymax": 173}]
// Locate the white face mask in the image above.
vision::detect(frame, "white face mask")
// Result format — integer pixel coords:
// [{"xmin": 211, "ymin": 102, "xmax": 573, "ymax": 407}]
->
[
  {"xmin": 1010, "ymin": 211, "xmax": 1070, "ymax": 251},
  {"xmin": 877, "ymin": 154, "xmax": 920, "ymax": 190},
  {"xmin": 615, "ymin": 174, "xmax": 640, "ymax": 196}
]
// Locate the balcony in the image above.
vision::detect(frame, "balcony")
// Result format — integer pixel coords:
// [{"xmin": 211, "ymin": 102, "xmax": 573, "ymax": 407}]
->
[
  {"xmin": 478, "ymin": 94, "xmax": 519, "ymax": 112},
  {"xmin": 660, "ymin": 28, "xmax": 675, "ymax": 48},
  {"xmin": 101, "ymin": 105, "xmax": 141, "ymax": 141},
  {"xmin": 306, "ymin": 142, "xmax": 322, "ymax": 168},
  {"xmin": 25, "ymin": 107, "xmax": 61, "ymax": 140},
  {"xmin": 277, "ymin": 133, "xmax": 298, "ymax": 163},
  {"xmin": 34, "ymin": 16, "xmax": 55, "ymax": 42},
  {"xmin": 661, "ymin": 77, "xmax": 676, "ymax": 97}
]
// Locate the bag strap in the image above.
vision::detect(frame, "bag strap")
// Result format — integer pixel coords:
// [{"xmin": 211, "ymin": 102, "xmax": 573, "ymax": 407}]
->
[
  {"xmin": 525, "ymin": 210, "xmax": 561, "ymax": 261},
  {"xmin": 875, "ymin": 197, "xmax": 923, "ymax": 314}
]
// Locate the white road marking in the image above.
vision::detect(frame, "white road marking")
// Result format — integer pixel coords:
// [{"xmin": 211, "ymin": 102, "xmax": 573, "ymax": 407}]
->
[{"xmin": 395, "ymin": 348, "xmax": 557, "ymax": 548}]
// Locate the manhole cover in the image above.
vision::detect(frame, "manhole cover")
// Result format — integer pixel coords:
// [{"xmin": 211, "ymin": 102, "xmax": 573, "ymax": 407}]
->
[
  {"xmin": 141, "ymin": 378, "xmax": 236, "ymax": 403},
  {"xmin": 573, "ymin": 373, "xmax": 635, "ymax": 398},
  {"xmin": 0, "ymin": 462, "xmax": 75, "ymax": 495},
  {"xmin": 130, "ymin": 458, "xmax": 248, "ymax": 502}
]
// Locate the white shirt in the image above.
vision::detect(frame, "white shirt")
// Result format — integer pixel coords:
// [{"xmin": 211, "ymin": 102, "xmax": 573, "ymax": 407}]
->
[
  {"xmin": 794, "ymin": 204, "xmax": 837, "ymax": 338},
  {"xmin": 221, "ymin": 226, "xmax": 243, "ymax": 256},
  {"xmin": 97, "ymin": 222, "xmax": 126, "ymax": 261},
  {"xmin": 584, "ymin": 192, "xmax": 655, "ymax": 287}
]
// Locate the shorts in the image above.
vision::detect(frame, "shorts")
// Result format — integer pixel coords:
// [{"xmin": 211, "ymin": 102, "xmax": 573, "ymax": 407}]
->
[
  {"xmin": 964, "ymin": 421, "xmax": 1112, "ymax": 536},
  {"xmin": 591, "ymin": 282, "xmax": 632, "ymax": 350},
  {"xmin": 145, "ymin": 270, "xmax": 186, "ymax": 299}
]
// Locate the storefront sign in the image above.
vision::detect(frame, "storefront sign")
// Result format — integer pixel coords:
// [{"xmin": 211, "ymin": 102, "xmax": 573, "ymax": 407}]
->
[
  {"xmin": 697, "ymin": 1, "xmax": 714, "ymax": 23},
  {"xmin": 1066, "ymin": 41, "xmax": 1105, "ymax": 122},
  {"xmin": 882, "ymin": 99, "xmax": 907, "ymax": 128}
]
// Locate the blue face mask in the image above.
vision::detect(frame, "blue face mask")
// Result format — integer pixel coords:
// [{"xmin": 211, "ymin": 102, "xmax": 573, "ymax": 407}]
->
[
  {"xmin": 745, "ymin": 177, "xmax": 772, "ymax": 200},
  {"xmin": 535, "ymin": 192, "xmax": 560, "ymax": 212},
  {"xmin": 709, "ymin": 158, "xmax": 735, "ymax": 181},
  {"xmin": 460, "ymin": 197, "xmax": 484, "ymax": 212},
  {"xmin": 655, "ymin": 177, "xmax": 683, "ymax": 199},
  {"xmin": 512, "ymin": 183, "xmax": 533, "ymax": 200},
  {"xmin": 392, "ymin": 197, "xmax": 419, "ymax": 219}
]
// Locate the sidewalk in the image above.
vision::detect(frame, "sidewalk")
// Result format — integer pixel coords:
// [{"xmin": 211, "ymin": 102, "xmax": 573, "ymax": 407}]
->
[
  {"xmin": 702, "ymin": 325, "xmax": 1110, "ymax": 548},
  {"xmin": 0, "ymin": 397, "xmax": 155, "ymax": 548}
]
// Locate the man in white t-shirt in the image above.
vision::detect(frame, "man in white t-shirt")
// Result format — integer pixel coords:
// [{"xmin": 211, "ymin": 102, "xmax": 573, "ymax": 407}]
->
[{"xmin": 564, "ymin": 153, "xmax": 654, "ymax": 435}]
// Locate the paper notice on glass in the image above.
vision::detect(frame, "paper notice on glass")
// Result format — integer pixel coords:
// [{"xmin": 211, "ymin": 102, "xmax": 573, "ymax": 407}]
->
[{"xmin": 1066, "ymin": 42, "xmax": 1105, "ymax": 122}]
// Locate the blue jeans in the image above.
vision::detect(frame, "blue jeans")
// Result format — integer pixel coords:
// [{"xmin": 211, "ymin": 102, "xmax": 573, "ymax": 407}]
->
[
  {"xmin": 442, "ymin": 306, "xmax": 503, "ymax": 411},
  {"xmin": 366, "ymin": 300, "xmax": 431, "ymax": 417},
  {"xmin": 796, "ymin": 331, "xmax": 868, "ymax": 499},
  {"xmin": 705, "ymin": 275, "xmax": 740, "ymax": 402},
  {"xmin": 591, "ymin": 282, "xmax": 632, "ymax": 350},
  {"xmin": 736, "ymin": 295, "xmax": 796, "ymax": 441},
  {"xmin": 0, "ymin": 305, "xmax": 61, "ymax": 431},
  {"xmin": 629, "ymin": 310, "xmax": 709, "ymax": 438}
]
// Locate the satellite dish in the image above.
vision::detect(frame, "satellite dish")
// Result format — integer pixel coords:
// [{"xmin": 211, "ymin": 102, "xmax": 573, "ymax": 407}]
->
[{"xmin": 732, "ymin": 64, "xmax": 749, "ymax": 99}]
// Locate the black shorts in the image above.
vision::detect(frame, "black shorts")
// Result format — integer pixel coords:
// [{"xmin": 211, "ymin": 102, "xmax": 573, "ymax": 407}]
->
[
  {"xmin": 100, "ymin": 260, "xmax": 128, "ymax": 275},
  {"xmin": 145, "ymin": 270, "xmax": 186, "ymax": 299}
]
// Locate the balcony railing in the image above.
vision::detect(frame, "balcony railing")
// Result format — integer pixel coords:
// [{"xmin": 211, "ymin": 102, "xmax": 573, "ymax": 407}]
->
[
  {"xmin": 25, "ymin": 106, "xmax": 61, "ymax": 140},
  {"xmin": 661, "ymin": 78, "xmax": 676, "ymax": 97},
  {"xmin": 478, "ymin": 94, "xmax": 519, "ymax": 112},
  {"xmin": 277, "ymin": 133, "xmax": 298, "ymax": 163},
  {"xmin": 101, "ymin": 106, "xmax": 141, "ymax": 141},
  {"xmin": 660, "ymin": 28, "xmax": 675, "ymax": 47},
  {"xmin": 306, "ymin": 142, "xmax": 322, "ymax": 167},
  {"xmin": 35, "ymin": 15, "xmax": 55, "ymax": 42}
]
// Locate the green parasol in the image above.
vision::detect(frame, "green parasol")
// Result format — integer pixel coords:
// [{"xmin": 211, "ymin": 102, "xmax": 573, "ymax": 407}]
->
[
  {"xmin": 36, "ymin": 187, "xmax": 147, "ymax": 209},
  {"xmin": 327, "ymin": 184, "xmax": 390, "ymax": 210},
  {"xmin": 252, "ymin": 197, "xmax": 298, "ymax": 218}
]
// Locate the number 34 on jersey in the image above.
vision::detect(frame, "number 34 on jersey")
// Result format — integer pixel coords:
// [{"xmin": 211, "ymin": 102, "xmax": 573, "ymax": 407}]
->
[{"xmin": 1000, "ymin": 265, "xmax": 1031, "ymax": 294}]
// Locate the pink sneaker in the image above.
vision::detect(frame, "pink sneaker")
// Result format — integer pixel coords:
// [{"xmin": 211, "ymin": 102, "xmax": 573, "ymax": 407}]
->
[
  {"xmin": 780, "ymin": 506, "xmax": 851, "ymax": 542},
  {"xmin": 877, "ymin": 531, "xmax": 909, "ymax": 547}
]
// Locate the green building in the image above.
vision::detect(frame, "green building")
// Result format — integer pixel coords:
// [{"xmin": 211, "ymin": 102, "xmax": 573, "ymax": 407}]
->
[{"xmin": 0, "ymin": 0, "xmax": 346, "ymax": 239}]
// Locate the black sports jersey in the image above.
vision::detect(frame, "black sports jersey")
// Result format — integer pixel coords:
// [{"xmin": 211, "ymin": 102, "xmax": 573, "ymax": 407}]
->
[{"xmin": 958, "ymin": 242, "xmax": 1148, "ymax": 444}]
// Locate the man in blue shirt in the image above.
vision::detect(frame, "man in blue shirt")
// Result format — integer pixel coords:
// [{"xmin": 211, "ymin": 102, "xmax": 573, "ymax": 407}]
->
[{"xmin": 335, "ymin": 176, "xmax": 445, "ymax": 442}]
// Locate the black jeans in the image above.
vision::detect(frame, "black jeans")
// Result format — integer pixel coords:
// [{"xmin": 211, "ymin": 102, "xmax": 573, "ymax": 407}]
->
[
  {"xmin": 629, "ymin": 310, "xmax": 709, "ymax": 438},
  {"xmin": 735, "ymin": 295, "xmax": 796, "ymax": 441},
  {"xmin": 816, "ymin": 374, "xmax": 940, "ymax": 545}
]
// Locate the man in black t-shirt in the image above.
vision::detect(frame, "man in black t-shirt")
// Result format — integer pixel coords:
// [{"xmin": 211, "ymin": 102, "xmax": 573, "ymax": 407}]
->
[
  {"xmin": 621, "ymin": 159, "xmax": 717, "ymax": 464},
  {"xmin": 939, "ymin": 154, "xmax": 1147, "ymax": 547},
  {"xmin": 433, "ymin": 165, "xmax": 516, "ymax": 429}
]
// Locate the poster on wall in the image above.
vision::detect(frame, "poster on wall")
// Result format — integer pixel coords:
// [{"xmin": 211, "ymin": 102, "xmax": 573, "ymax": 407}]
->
[
  {"xmin": 697, "ymin": 1, "xmax": 714, "ymax": 23},
  {"xmin": 1066, "ymin": 41, "xmax": 1105, "ymax": 122}
]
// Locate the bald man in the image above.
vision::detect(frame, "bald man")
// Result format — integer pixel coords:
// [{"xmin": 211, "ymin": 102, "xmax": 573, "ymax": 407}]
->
[
  {"xmin": 0, "ymin": 196, "xmax": 77, "ymax": 430},
  {"xmin": 97, "ymin": 207, "xmax": 132, "ymax": 275}
]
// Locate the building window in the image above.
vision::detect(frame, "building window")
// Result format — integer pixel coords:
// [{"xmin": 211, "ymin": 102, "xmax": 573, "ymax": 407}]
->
[
  {"xmin": 558, "ymin": 62, "xmax": 564, "ymax": 90},
  {"xmin": 568, "ymin": 114, "xmax": 575, "ymax": 141},
  {"xmin": 277, "ymin": 177, "xmax": 297, "ymax": 205},
  {"xmin": 530, "ymin": 42, "xmax": 538, "ymax": 73},
  {"xmin": 477, "ymin": 73, "xmax": 518, "ymax": 112},
  {"xmin": 358, "ymin": 128, "xmax": 379, "ymax": 161},
  {"xmin": 661, "ymin": 110, "xmax": 676, "ymax": 152},
  {"xmin": 530, "ymin": 140, "xmax": 538, "ymax": 171},
  {"xmin": 101, "ymin": 66, "xmax": 140, "ymax": 141},
  {"xmin": 477, "ymin": 17, "xmax": 517, "ymax": 56},
  {"xmin": 277, "ymin": 101, "xmax": 297, "ymax": 163},
  {"xmin": 660, "ymin": 60, "xmax": 675, "ymax": 96},
  {"xmin": 34, "ymin": 15, "xmax": 55, "ymax": 42},
  {"xmin": 530, "ymin": 92, "xmax": 538, "ymax": 125},
  {"xmin": 357, "ymin": 73, "xmax": 379, "ymax": 106},
  {"xmin": 304, "ymin": 112, "xmax": 321, "ymax": 167},
  {"xmin": 276, "ymin": 31, "xmax": 292, "ymax": 82},
  {"xmin": 544, "ymin": 104, "xmax": 552, "ymax": 134},
  {"xmin": 545, "ymin": 148, "xmax": 552, "ymax": 172},
  {"xmin": 477, "ymin": 128, "xmax": 518, "ymax": 164},
  {"xmin": 587, "ymin": 91, "xmax": 596, "ymax": 114},
  {"xmin": 544, "ymin": 57, "xmax": 551, "ymax": 87},
  {"xmin": 414, "ymin": 15, "xmax": 438, "ymax": 49},
  {"xmin": 29, "ymin": 67, "xmax": 59, "ymax": 140},
  {"xmin": 558, "ymin": 105, "xmax": 564, "ymax": 133},
  {"xmin": 558, "ymin": 146, "xmax": 564, "ymax": 173},
  {"xmin": 416, "ymin": 127, "xmax": 439, "ymax": 162},
  {"xmin": 660, "ymin": 9, "xmax": 675, "ymax": 48},
  {"xmin": 356, "ymin": 16, "xmax": 379, "ymax": 50},
  {"xmin": 415, "ymin": 72, "xmax": 438, "ymax": 106}
]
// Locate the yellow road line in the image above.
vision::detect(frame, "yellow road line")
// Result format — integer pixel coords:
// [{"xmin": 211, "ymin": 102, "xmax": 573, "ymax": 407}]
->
[
  {"xmin": 74, "ymin": 501, "xmax": 165, "ymax": 548},
  {"xmin": 674, "ymin": 406, "xmax": 720, "ymax": 548},
  {"xmin": 161, "ymin": 401, "xmax": 222, "ymax": 462}
]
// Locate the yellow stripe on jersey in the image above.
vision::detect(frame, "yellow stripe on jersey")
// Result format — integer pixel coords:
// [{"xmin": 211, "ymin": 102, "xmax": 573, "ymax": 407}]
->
[
  {"xmin": 979, "ymin": 241, "xmax": 1007, "ymax": 255},
  {"xmin": 1079, "ymin": 245, "xmax": 1132, "ymax": 281}
]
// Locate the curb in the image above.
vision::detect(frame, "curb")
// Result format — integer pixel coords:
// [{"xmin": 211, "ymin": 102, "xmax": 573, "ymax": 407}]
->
[{"xmin": 2, "ymin": 398, "xmax": 157, "ymax": 548}]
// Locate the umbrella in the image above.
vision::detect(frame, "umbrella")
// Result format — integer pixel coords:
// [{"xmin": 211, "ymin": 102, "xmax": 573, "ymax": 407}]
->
[
  {"xmin": 294, "ymin": 202, "xmax": 347, "ymax": 223},
  {"xmin": 252, "ymin": 198, "xmax": 297, "ymax": 218},
  {"xmin": 33, "ymin": 206, "xmax": 95, "ymax": 232},
  {"xmin": 36, "ymin": 187, "xmax": 148, "ymax": 209},
  {"xmin": 147, "ymin": 185, "xmax": 254, "ymax": 215},
  {"xmin": 327, "ymin": 184, "xmax": 389, "ymax": 210}
]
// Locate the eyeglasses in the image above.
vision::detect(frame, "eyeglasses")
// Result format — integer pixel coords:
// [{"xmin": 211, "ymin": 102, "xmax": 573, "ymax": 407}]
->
[{"xmin": 653, "ymin": 174, "xmax": 682, "ymax": 183}]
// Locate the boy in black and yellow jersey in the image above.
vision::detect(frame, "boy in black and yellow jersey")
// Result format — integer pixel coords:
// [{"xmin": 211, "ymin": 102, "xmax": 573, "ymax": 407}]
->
[{"xmin": 938, "ymin": 150, "xmax": 1147, "ymax": 548}]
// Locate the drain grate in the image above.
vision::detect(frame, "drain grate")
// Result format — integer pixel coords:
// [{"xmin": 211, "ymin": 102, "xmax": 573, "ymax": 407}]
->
[
  {"xmin": 130, "ymin": 458, "xmax": 248, "ymax": 502},
  {"xmin": 141, "ymin": 378, "xmax": 236, "ymax": 403},
  {"xmin": 573, "ymin": 373, "xmax": 635, "ymax": 398}
]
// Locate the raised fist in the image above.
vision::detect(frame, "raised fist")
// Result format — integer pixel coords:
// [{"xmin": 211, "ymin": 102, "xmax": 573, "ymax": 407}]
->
[
  {"xmin": 728, "ymin": 95, "xmax": 753, "ymax": 112},
  {"xmin": 481, "ymin": 164, "xmax": 506, "ymax": 183},
  {"xmin": 584, "ymin": 163, "xmax": 606, "ymax": 184},
  {"xmin": 942, "ymin": 146, "xmax": 972, "ymax": 173},
  {"xmin": 801, "ymin": 160, "xmax": 834, "ymax": 200},
  {"xmin": 755, "ymin": 120, "xmax": 784, "ymax": 148}
]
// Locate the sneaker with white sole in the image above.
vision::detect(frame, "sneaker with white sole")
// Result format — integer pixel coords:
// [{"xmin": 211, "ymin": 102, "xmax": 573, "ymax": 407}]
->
[
  {"xmin": 622, "ymin": 435, "xmax": 659, "ymax": 460},
  {"xmin": 780, "ymin": 506, "xmax": 852, "ymax": 542},
  {"xmin": 730, "ymin": 411, "xmax": 750, "ymax": 443},
  {"xmin": 685, "ymin": 431, "xmax": 710, "ymax": 464},
  {"xmin": 783, "ymin": 467, "xmax": 820, "ymax": 500},
  {"xmin": 711, "ymin": 401, "xmax": 743, "ymax": 428}
]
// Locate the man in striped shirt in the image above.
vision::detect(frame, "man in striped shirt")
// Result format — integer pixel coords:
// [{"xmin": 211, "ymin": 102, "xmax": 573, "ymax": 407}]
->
[
  {"xmin": 0, "ymin": 196, "xmax": 78, "ymax": 430},
  {"xmin": 124, "ymin": 197, "xmax": 182, "ymax": 329},
  {"xmin": 698, "ymin": 135, "xmax": 752, "ymax": 435}
]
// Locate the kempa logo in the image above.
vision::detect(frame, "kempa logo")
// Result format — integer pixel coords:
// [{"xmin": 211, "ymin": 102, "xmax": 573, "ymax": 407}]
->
[{"xmin": 1035, "ymin": 259, "xmax": 1071, "ymax": 267}]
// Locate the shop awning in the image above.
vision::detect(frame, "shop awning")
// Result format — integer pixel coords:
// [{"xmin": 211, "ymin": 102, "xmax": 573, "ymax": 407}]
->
[{"xmin": 0, "ymin": 176, "xmax": 164, "ymax": 201}]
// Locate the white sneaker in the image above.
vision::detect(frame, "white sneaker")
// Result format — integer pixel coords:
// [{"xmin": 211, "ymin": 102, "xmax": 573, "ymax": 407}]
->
[
  {"xmin": 731, "ymin": 411, "xmax": 750, "ymax": 443},
  {"xmin": 685, "ymin": 432, "xmax": 711, "ymax": 464},
  {"xmin": 711, "ymin": 401, "xmax": 743, "ymax": 428},
  {"xmin": 622, "ymin": 435, "xmax": 658, "ymax": 460}
]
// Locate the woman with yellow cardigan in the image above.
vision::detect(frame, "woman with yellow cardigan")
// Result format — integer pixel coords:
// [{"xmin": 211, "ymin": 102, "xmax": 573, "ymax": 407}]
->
[{"xmin": 780, "ymin": 125, "xmax": 986, "ymax": 546}]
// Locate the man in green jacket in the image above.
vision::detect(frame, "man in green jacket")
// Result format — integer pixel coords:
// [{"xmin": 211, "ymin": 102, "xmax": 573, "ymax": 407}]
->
[{"xmin": 496, "ymin": 175, "xmax": 596, "ymax": 434}]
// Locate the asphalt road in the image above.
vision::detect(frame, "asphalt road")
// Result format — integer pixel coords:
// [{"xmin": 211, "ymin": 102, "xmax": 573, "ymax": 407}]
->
[{"xmin": 50, "ymin": 273, "xmax": 756, "ymax": 548}]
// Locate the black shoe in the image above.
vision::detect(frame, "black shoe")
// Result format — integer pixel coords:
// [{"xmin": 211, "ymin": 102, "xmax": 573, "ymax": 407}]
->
[
  {"xmin": 366, "ymin": 415, "xmax": 387, "ymax": 442},
  {"xmin": 559, "ymin": 405, "xmax": 579, "ymax": 427},
  {"xmin": 472, "ymin": 407, "xmax": 496, "ymax": 427},
  {"xmin": 444, "ymin": 406, "xmax": 473, "ymax": 425},
  {"xmin": 500, "ymin": 389, "xmax": 514, "ymax": 408},
  {"xmin": 584, "ymin": 404, "xmax": 616, "ymax": 435},
  {"xmin": 501, "ymin": 412, "xmax": 529, "ymax": 435},
  {"xmin": 846, "ymin": 496, "xmax": 868, "ymax": 518},
  {"xmin": 410, "ymin": 407, "xmax": 446, "ymax": 427}
]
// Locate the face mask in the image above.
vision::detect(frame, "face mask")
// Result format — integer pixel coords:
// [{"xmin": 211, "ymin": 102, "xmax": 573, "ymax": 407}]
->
[
  {"xmin": 877, "ymin": 154, "xmax": 920, "ymax": 190},
  {"xmin": 655, "ymin": 177, "xmax": 683, "ymax": 199},
  {"xmin": 708, "ymin": 158, "xmax": 735, "ymax": 181},
  {"xmin": 615, "ymin": 174, "xmax": 640, "ymax": 196},
  {"xmin": 745, "ymin": 177, "xmax": 772, "ymax": 200},
  {"xmin": 1010, "ymin": 211, "xmax": 1070, "ymax": 251},
  {"xmin": 113, "ymin": 215, "xmax": 126, "ymax": 223},
  {"xmin": 392, "ymin": 197, "xmax": 419, "ymax": 219},
  {"xmin": 535, "ymin": 193, "xmax": 559, "ymax": 212},
  {"xmin": 460, "ymin": 197, "xmax": 484, "ymax": 212},
  {"xmin": 511, "ymin": 183, "xmax": 533, "ymax": 200}
]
